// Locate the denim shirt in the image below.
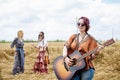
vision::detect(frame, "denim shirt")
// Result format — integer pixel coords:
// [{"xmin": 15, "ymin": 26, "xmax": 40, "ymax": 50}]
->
[{"xmin": 11, "ymin": 38, "xmax": 24, "ymax": 48}]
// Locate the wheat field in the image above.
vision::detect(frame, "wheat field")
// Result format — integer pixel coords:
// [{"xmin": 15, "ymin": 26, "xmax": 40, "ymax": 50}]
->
[{"xmin": 0, "ymin": 41, "xmax": 120, "ymax": 80}]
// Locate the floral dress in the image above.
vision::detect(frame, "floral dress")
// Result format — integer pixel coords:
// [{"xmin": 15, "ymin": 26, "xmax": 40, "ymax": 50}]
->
[{"xmin": 33, "ymin": 39, "xmax": 48, "ymax": 73}]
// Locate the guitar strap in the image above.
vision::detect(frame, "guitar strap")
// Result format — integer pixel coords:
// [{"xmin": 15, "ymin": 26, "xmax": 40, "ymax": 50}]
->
[
  {"xmin": 88, "ymin": 34, "xmax": 102, "ymax": 45},
  {"xmin": 76, "ymin": 34, "xmax": 102, "ymax": 49},
  {"xmin": 66, "ymin": 34, "xmax": 90, "ymax": 69},
  {"xmin": 67, "ymin": 34, "xmax": 89, "ymax": 58},
  {"xmin": 76, "ymin": 33, "xmax": 90, "ymax": 50},
  {"xmin": 67, "ymin": 33, "xmax": 92, "ymax": 58}
]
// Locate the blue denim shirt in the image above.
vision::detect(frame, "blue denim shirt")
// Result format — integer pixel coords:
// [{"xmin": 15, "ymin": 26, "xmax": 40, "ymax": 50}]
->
[{"xmin": 11, "ymin": 38, "xmax": 24, "ymax": 48}]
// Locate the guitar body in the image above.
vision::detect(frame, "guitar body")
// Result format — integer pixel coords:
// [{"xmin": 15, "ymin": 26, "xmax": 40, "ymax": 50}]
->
[
  {"xmin": 53, "ymin": 50, "xmax": 85, "ymax": 80},
  {"xmin": 53, "ymin": 38, "xmax": 115, "ymax": 80}
]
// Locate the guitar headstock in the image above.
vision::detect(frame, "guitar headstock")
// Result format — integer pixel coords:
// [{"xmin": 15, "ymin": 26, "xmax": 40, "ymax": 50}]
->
[{"xmin": 103, "ymin": 38, "xmax": 115, "ymax": 46}]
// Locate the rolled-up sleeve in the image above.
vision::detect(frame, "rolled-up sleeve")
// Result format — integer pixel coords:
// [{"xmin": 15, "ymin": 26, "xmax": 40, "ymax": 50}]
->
[{"xmin": 10, "ymin": 38, "xmax": 17, "ymax": 48}]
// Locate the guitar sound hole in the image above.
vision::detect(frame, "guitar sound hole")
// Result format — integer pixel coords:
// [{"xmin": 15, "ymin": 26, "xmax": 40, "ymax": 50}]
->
[{"xmin": 71, "ymin": 58, "xmax": 77, "ymax": 66}]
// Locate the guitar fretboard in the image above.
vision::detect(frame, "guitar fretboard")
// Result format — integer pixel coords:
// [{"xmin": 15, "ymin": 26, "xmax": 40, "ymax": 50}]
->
[
  {"xmin": 77, "ymin": 38, "xmax": 114, "ymax": 61},
  {"xmin": 78, "ymin": 47, "xmax": 98, "ymax": 61}
]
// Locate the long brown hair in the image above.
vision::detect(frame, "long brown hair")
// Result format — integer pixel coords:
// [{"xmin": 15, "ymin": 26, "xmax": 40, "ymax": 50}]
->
[{"xmin": 38, "ymin": 31, "xmax": 44, "ymax": 40}]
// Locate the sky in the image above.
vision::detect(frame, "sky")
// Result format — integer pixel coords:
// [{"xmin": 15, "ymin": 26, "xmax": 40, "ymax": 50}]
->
[{"xmin": 0, "ymin": 0, "xmax": 120, "ymax": 41}]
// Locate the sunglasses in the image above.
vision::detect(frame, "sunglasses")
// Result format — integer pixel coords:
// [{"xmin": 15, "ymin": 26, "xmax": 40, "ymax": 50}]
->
[
  {"xmin": 39, "ymin": 35, "xmax": 43, "ymax": 37},
  {"xmin": 77, "ymin": 23, "xmax": 85, "ymax": 27}
]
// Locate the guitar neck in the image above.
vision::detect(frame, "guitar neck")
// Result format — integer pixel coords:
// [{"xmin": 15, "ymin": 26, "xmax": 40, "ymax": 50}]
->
[
  {"xmin": 78, "ymin": 47, "xmax": 98, "ymax": 61},
  {"xmin": 77, "ymin": 38, "xmax": 115, "ymax": 62}
]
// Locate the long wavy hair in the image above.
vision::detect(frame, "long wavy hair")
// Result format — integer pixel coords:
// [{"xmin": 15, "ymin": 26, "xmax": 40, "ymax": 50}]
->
[{"xmin": 38, "ymin": 31, "xmax": 44, "ymax": 40}]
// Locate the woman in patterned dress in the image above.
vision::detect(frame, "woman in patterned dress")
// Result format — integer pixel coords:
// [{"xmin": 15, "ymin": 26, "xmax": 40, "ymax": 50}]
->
[{"xmin": 33, "ymin": 31, "xmax": 49, "ymax": 74}]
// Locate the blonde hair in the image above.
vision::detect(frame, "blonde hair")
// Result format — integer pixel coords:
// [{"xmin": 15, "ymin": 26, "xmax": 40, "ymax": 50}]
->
[{"xmin": 17, "ymin": 30, "xmax": 24, "ymax": 38}]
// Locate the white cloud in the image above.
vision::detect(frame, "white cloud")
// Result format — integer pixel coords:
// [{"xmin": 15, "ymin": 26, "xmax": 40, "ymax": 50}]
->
[{"xmin": 0, "ymin": 0, "xmax": 120, "ymax": 41}]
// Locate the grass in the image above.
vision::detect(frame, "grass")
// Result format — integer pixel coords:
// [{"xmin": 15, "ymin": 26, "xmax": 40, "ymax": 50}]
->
[{"xmin": 0, "ymin": 41, "xmax": 120, "ymax": 80}]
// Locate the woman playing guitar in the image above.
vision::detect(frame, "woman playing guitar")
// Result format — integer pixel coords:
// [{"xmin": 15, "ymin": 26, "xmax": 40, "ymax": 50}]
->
[{"xmin": 63, "ymin": 16, "xmax": 104, "ymax": 80}]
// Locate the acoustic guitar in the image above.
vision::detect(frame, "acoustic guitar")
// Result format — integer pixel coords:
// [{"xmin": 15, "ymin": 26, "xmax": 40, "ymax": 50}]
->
[{"xmin": 53, "ymin": 38, "xmax": 115, "ymax": 80}]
